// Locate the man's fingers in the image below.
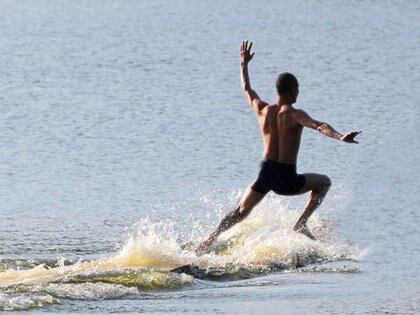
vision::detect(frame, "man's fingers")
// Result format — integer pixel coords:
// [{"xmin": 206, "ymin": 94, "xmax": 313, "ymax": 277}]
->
[{"xmin": 240, "ymin": 40, "xmax": 254, "ymax": 56}]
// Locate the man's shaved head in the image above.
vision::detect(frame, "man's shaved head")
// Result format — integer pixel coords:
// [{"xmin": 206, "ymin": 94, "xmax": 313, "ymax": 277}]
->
[{"xmin": 275, "ymin": 72, "xmax": 299, "ymax": 96}]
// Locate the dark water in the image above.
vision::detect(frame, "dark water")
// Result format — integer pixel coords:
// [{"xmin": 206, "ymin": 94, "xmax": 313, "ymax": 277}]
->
[{"xmin": 0, "ymin": 0, "xmax": 419, "ymax": 313}]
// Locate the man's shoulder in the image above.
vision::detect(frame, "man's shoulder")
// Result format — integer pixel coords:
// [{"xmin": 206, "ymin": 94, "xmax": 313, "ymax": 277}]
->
[
  {"xmin": 291, "ymin": 107, "xmax": 308, "ymax": 117},
  {"xmin": 260, "ymin": 103, "xmax": 277, "ymax": 114}
]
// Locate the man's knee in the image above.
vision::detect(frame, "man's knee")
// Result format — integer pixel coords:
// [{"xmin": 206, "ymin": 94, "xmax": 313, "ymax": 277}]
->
[
  {"xmin": 323, "ymin": 175, "xmax": 332, "ymax": 188},
  {"xmin": 315, "ymin": 175, "xmax": 331, "ymax": 192},
  {"xmin": 320, "ymin": 175, "xmax": 332, "ymax": 191}
]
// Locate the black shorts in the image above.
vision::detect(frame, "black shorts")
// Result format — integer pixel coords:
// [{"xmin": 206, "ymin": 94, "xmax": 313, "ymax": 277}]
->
[{"xmin": 251, "ymin": 159, "xmax": 306, "ymax": 195}]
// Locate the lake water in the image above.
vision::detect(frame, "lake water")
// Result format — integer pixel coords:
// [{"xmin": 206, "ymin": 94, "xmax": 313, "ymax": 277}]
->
[{"xmin": 0, "ymin": 0, "xmax": 419, "ymax": 313}]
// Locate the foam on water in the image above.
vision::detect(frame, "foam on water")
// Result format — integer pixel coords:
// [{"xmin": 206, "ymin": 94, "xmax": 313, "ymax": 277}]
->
[
  {"xmin": 113, "ymin": 194, "xmax": 363, "ymax": 270},
  {"xmin": 10, "ymin": 282, "xmax": 138, "ymax": 300},
  {"xmin": 0, "ymin": 291, "xmax": 55, "ymax": 311},
  {"xmin": 0, "ymin": 194, "xmax": 363, "ymax": 310}
]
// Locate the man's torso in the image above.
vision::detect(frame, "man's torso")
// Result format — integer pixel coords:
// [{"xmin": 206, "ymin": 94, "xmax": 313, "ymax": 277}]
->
[{"xmin": 258, "ymin": 104, "xmax": 303, "ymax": 164}]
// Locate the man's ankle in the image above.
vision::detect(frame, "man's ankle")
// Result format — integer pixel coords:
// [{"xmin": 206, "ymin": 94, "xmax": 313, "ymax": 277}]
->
[{"xmin": 294, "ymin": 220, "xmax": 307, "ymax": 229}]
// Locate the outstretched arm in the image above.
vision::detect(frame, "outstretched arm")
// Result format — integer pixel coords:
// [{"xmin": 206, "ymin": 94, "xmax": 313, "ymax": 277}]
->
[
  {"xmin": 296, "ymin": 110, "xmax": 361, "ymax": 143},
  {"xmin": 240, "ymin": 41, "xmax": 268, "ymax": 114}
]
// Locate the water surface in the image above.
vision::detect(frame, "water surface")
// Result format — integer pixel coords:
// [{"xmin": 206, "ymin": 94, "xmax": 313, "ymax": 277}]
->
[{"xmin": 0, "ymin": 0, "xmax": 419, "ymax": 313}]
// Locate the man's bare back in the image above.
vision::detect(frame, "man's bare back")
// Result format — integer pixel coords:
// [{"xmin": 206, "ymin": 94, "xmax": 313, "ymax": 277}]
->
[
  {"xmin": 196, "ymin": 41, "xmax": 361, "ymax": 254},
  {"xmin": 260, "ymin": 104, "xmax": 304, "ymax": 164}
]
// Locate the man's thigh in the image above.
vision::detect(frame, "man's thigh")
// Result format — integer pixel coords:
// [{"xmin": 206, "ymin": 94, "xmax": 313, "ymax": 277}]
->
[{"xmin": 290, "ymin": 173, "xmax": 331, "ymax": 196}]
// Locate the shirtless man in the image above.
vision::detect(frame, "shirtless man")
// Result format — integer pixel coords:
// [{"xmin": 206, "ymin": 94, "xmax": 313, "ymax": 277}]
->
[{"xmin": 196, "ymin": 41, "xmax": 361, "ymax": 253}]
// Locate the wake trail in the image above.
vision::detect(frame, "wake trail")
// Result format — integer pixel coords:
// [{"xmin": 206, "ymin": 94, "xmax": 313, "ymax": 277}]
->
[{"xmin": 0, "ymin": 195, "xmax": 362, "ymax": 287}]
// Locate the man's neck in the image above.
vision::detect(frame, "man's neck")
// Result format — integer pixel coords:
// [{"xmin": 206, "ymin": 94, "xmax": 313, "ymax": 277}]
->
[{"xmin": 276, "ymin": 98, "xmax": 293, "ymax": 107}]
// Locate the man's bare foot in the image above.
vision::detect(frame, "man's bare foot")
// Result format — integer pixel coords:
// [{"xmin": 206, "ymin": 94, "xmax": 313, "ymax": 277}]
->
[
  {"xmin": 293, "ymin": 222, "xmax": 316, "ymax": 240},
  {"xmin": 195, "ymin": 235, "xmax": 215, "ymax": 255}
]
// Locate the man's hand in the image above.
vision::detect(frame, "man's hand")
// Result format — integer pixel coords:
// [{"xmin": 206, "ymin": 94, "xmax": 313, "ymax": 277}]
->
[
  {"xmin": 340, "ymin": 131, "xmax": 362, "ymax": 143},
  {"xmin": 239, "ymin": 40, "xmax": 269, "ymax": 114},
  {"xmin": 240, "ymin": 40, "xmax": 254, "ymax": 65}
]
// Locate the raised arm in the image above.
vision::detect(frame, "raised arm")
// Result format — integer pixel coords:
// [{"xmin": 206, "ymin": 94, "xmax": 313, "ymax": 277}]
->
[
  {"xmin": 295, "ymin": 109, "xmax": 361, "ymax": 143},
  {"xmin": 240, "ymin": 41, "xmax": 268, "ymax": 115}
]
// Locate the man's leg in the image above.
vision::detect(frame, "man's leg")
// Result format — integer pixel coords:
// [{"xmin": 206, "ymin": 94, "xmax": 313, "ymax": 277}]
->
[
  {"xmin": 292, "ymin": 173, "xmax": 332, "ymax": 239},
  {"xmin": 195, "ymin": 187, "xmax": 266, "ymax": 254}
]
